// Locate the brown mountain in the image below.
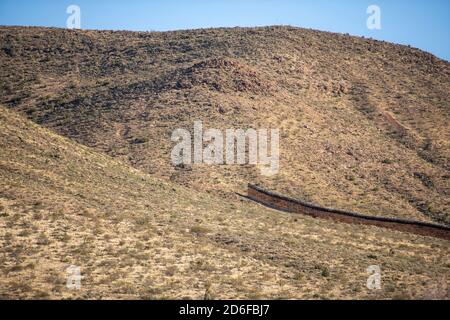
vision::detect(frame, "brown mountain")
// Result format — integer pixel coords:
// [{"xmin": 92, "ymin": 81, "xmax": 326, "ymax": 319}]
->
[
  {"xmin": 1, "ymin": 26, "xmax": 448, "ymax": 224},
  {"xmin": 1, "ymin": 105, "xmax": 449, "ymax": 299},
  {"xmin": 0, "ymin": 26, "xmax": 449, "ymax": 299}
]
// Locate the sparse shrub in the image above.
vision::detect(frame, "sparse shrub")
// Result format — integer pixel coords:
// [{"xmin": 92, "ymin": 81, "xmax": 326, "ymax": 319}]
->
[
  {"xmin": 25, "ymin": 108, "xmax": 36, "ymax": 115},
  {"xmin": 190, "ymin": 225, "xmax": 211, "ymax": 236},
  {"xmin": 8, "ymin": 265, "xmax": 24, "ymax": 273},
  {"xmin": 345, "ymin": 175, "xmax": 355, "ymax": 182},
  {"xmin": 2, "ymin": 46, "xmax": 16, "ymax": 57},
  {"xmin": 294, "ymin": 272, "xmax": 305, "ymax": 281},
  {"xmin": 203, "ymin": 282, "xmax": 213, "ymax": 300},
  {"xmin": 36, "ymin": 233, "xmax": 50, "ymax": 245},
  {"xmin": 18, "ymin": 229, "xmax": 31, "ymax": 237},
  {"xmin": 135, "ymin": 215, "xmax": 150, "ymax": 226},
  {"xmin": 59, "ymin": 232, "xmax": 71, "ymax": 242},
  {"xmin": 321, "ymin": 266, "xmax": 330, "ymax": 278},
  {"xmin": 1, "ymin": 82, "xmax": 13, "ymax": 94},
  {"xmin": 32, "ymin": 212, "xmax": 43, "ymax": 220},
  {"xmin": 130, "ymin": 137, "xmax": 149, "ymax": 144},
  {"xmin": 165, "ymin": 266, "xmax": 177, "ymax": 277},
  {"xmin": 190, "ymin": 259, "xmax": 215, "ymax": 272},
  {"xmin": 47, "ymin": 150, "xmax": 61, "ymax": 159}
]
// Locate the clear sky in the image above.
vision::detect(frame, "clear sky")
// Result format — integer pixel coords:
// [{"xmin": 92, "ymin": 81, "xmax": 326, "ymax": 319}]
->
[{"xmin": 0, "ymin": 0, "xmax": 449, "ymax": 61}]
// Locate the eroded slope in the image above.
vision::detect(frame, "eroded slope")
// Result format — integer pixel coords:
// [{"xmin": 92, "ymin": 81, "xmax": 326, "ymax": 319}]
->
[
  {"xmin": 1, "ymin": 26, "xmax": 449, "ymax": 224},
  {"xmin": 0, "ymin": 106, "xmax": 449, "ymax": 299}
]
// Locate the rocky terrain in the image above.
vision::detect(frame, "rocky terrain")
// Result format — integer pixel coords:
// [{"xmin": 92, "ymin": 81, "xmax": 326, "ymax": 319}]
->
[{"xmin": 0, "ymin": 26, "xmax": 449, "ymax": 299}]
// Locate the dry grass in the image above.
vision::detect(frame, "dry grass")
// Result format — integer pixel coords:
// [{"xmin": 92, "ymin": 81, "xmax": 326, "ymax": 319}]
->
[
  {"xmin": 0, "ymin": 25, "xmax": 449, "ymax": 299},
  {"xmin": 1, "ymin": 26, "xmax": 448, "ymax": 224},
  {"xmin": 0, "ymin": 106, "xmax": 448, "ymax": 300}
]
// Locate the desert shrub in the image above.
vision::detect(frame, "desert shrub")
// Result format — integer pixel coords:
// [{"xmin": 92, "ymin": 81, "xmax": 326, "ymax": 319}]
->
[
  {"xmin": 130, "ymin": 137, "xmax": 149, "ymax": 144},
  {"xmin": 321, "ymin": 266, "xmax": 330, "ymax": 277},
  {"xmin": 2, "ymin": 46, "xmax": 15, "ymax": 57},
  {"xmin": 190, "ymin": 225, "xmax": 211, "ymax": 236}
]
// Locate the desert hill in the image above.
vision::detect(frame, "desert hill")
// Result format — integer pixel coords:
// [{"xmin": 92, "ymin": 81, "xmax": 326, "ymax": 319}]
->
[
  {"xmin": 0, "ymin": 105, "xmax": 449, "ymax": 299},
  {"xmin": 0, "ymin": 26, "xmax": 449, "ymax": 225}
]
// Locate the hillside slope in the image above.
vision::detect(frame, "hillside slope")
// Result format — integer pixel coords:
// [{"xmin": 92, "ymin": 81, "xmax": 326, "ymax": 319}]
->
[
  {"xmin": 0, "ymin": 26, "xmax": 449, "ymax": 225},
  {"xmin": 0, "ymin": 106, "xmax": 449, "ymax": 299}
]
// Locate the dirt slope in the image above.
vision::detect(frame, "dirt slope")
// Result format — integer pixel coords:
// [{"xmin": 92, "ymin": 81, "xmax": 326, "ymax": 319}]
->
[
  {"xmin": 0, "ymin": 106, "xmax": 449, "ymax": 299},
  {"xmin": 1, "ymin": 26, "xmax": 449, "ymax": 225}
]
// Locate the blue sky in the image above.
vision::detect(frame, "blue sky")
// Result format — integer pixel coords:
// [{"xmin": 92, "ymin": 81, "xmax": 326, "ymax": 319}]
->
[{"xmin": 0, "ymin": 0, "xmax": 449, "ymax": 61}]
